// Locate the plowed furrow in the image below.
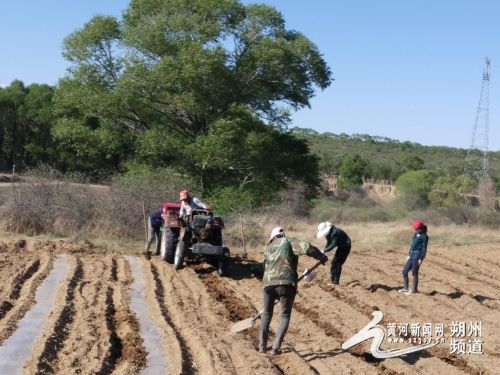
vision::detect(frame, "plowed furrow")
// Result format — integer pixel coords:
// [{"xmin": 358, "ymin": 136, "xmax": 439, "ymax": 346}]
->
[
  {"xmin": 9, "ymin": 259, "xmax": 41, "ymax": 300},
  {"xmin": 45, "ymin": 256, "xmax": 116, "ymax": 375},
  {"xmin": 296, "ymin": 284, "xmax": 468, "ymax": 375},
  {"xmin": 96, "ymin": 286, "xmax": 123, "ymax": 375},
  {"xmin": 347, "ymin": 254, "xmax": 499, "ymax": 313},
  {"xmin": 110, "ymin": 257, "xmax": 118, "ymax": 282},
  {"xmin": 35, "ymin": 258, "xmax": 83, "ymax": 374},
  {"xmin": 0, "ymin": 252, "xmax": 53, "ymax": 345},
  {"xmin": 428, "ymin": 258, "xmax": 500, "ymax": 292},
  {"xmin": 434, "ymin": 243, "xmax": 500, "ymax": 276},
  {"xmin": 152, "ymin": 258, "xmax": 278, "ymax": 375},
  {"xmin": 290, "ymin": 301, "xmax": 384, "ymax": 374},
  {"xmin": 157, "ymin": 263, "xmax": 239, "ymax": 374},
  {"xmin": 95, "ymin": 256, "xmax": 122, "ymax": 374},
  {"xmin": 150, "ymin": 263, "xmax": 194, "ymax": 374},
  {"xmin": 317, "ymin": 284, "xmax": 489, "ymax": 375},
  {"xmin": 221, "ymin": 259, "xmax": 474, "ymax": 375},
  {"xmin": 350, "ymin": 251, "xmax": 500, "ymax": 300},
  {"xmin": 193, "ymin": 264, "xmax": 382, "ymax": 375},
  {"xmin": 0, "ymin": 259, "xmax": 41, "ymax": 320},
  {"xmin": 192, "ymin": 266, "xmax": 306, "ymax": 375},
  {"xmin": 0, "ymin": 259, "xmax": 40, "ymax": 320},
  {"xmin": 436, "ymin": 252, "xmax": 500, "ymax": 284},
  {"xmin": 194, "ymin": 267, "xmax": 257, "ymax": 323},
  {"xmin": 0, "ymin": 301, "xmax": 14, "ymax": 321},
  {"xmin": 0, "ymin": 241, "xmax": 32, "ymax": 301},
  {"xmin": 312, "ymin": 254, "xmax": 494, "ymax": 374}
]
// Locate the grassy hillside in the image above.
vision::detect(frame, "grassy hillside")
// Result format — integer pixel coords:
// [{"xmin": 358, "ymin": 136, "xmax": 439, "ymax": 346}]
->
[{"xmin": 292, "ymin": 128, "xmax": 500, "ymax": 182}]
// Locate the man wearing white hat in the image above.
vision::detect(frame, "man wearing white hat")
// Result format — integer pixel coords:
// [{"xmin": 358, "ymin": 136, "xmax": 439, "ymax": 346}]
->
[
  {"xmin": 317, "ymin": 221, "xmax": 351, "ymax": 286},
  {"xmin": 259, "ymin": 227, "xmax": 327, "ymax": 354}
]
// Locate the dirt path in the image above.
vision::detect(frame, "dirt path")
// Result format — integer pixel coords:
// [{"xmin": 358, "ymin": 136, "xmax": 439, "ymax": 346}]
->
[{"xmin": 0, "ymin": 235, "xmax": 497, "ymax": 374}]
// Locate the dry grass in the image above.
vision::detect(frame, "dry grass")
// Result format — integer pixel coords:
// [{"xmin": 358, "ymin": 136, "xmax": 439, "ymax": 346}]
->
[
  {"xmin": 232, "ymin": 219, "xmax": 500, "ymax": 260},
  {"xmin": 1, "ymin": 174, "xmax": 500, "ymax": 261}
]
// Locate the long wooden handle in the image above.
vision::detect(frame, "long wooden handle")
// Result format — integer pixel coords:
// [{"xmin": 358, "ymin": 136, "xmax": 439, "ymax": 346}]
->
[
  {"xmin": 142, "ymin": 202, "xmax": 148, "ymax": 242},
  {"xmin": 298, "ymin": 259, "xmax": 323, "ymax": 282}
]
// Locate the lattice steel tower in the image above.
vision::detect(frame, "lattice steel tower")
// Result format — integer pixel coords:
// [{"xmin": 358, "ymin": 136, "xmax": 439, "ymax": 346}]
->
[{"xmin": 465, "ymin": 57, "xmax": 491, "ymax": 178}]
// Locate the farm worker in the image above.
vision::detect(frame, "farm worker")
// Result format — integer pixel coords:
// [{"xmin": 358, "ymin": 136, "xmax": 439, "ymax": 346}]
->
[
  {"xmin": 143, "ymin": 208, "xmax": 163, "ymax": 256},
  {"xmin": 259, "ymin": 227, "xmax": 327, "ymax": 354},
  {"xmin": 179, "ymin": 189, "xmax": 209, "ymax": 219},
  {"xmin": 317, "ymin": 221, "xmax": 352, "ymax": 286},
  {"xmin": 399, "ymin": 220, "xmax": 428, "ymax": 295}
]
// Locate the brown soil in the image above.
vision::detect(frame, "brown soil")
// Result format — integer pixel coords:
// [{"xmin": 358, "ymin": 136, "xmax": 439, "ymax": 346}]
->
[{"xmin": 0, "ymin": 231, "xmax": 498, "ymax": 374}]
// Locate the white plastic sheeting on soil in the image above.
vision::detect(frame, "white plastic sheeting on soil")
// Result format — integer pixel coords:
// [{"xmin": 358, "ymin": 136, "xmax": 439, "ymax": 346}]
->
[
  {"xmin": 125, "ymin": 256, "xmax": 168, "ymax": 375},
  {"xmin": 0, "ymin": 255, "xmax": 70, "ymax": 375}
]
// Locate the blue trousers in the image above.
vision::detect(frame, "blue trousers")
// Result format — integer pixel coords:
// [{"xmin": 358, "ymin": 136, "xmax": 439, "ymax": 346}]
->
[{"xmin": 402, "ymin": 257, "xmax": 420, "ymax": 292}]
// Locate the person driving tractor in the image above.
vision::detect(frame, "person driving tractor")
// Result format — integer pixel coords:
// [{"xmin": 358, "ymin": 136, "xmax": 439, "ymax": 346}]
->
[
  {"xmin": 178, "ymin": 189, "xmax": 212, "ymax": 242},
  {"xmin": 179, "ymin": 189, "xmax": 209, "ymax": 218}
]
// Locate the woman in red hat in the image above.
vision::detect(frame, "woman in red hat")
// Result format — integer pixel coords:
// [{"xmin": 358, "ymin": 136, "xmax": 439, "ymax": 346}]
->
[{"xmin": 399, "ymin": 220, "xmax": 428, "ymax": 295}]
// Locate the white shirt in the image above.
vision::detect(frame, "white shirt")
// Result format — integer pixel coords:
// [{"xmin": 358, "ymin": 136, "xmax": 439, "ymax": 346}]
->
[{"xmin": 180, "ymin": 196, "xmax": 208, "ymax": 217}]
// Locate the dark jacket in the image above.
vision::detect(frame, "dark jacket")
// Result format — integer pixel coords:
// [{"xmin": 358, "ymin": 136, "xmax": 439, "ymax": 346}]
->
[
  {"xmin": 408, "ymin": 228, "xmax": 428, "ymax": 260},
  {"xmin": 324, "ymin": 226, "xmax": 351, "ymax": 253},
  {"xmin": 149, "ymin": 208, "xmax": 163, "ymax": 228}
]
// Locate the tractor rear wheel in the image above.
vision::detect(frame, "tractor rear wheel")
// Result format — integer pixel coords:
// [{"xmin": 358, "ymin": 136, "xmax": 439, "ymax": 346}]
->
[
  {"xmin": 161, "ymin": 227, "xmax": 178, "ymax": 264},
  {"xmin": 174, "ymin": 241, "xmax": 186, "ymax": 270}
]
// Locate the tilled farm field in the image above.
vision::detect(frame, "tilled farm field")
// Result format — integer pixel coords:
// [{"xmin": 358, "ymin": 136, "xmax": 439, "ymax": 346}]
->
[{"xmin": 0, "ymin": 236, "xmax": 498, "ymax": 375}]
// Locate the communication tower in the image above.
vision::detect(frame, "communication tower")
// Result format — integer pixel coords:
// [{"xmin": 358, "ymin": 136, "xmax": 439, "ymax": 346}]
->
[{"xmin": 465, "ymin": 58, "xmax": 491, "ymax": 178}]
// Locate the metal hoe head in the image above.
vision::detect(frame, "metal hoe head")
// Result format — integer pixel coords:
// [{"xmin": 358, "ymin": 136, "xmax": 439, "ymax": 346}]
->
[
  {"xmin": 230, "ymin": 259, "xmax": 324, "ymax": 333},
  {"xmin": 230, "ymin": 311, "xmax": 262, "ymax": 334}
]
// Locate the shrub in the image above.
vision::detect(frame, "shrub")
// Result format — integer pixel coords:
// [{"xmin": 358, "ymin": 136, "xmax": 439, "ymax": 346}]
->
[
  {"xmin": 478, "ymin": 176, "xmax": 497, "ymax": 210},
  {"xmin": 207, "ymin": 187, "xmax": 256, "ymax": 216},
  {"xmin": 337, "ymin": 154, "xmax": 367, "ymax": 188},
  {"xmin": 429, "ymin": 175, "xmax": 477, "ymax": 208},
  {"xmin": 0, "ymin": 177, "xmax": 97, "ymax": 236},
  {"xmin": 395, "ymin": 170, "xmax": 434, "ymax": 209}
]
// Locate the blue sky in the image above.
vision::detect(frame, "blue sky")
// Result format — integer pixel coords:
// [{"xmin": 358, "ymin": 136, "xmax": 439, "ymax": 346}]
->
[{"xmin": 1, "ymin": 1, "xmax": 499, "ymax": 150}]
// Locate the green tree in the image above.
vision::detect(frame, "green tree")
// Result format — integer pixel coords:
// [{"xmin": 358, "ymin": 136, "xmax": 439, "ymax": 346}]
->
[
  {"xmin": 395, "ymin": 170, "xmax": 434, "ymax": 209},
  {"xmin": 337, "ymin": 154, "xmax": 367, "ymax": 188},
  {"xmin": 0, "ymin": 81, "xmax": 58, "ymax": 170},
  {"xmin": 55, "ymin": 0, "xmax": 331, "ymax": 199},
  {"xmin": 0, "ymin": 80, "xmax": 26, "ymax": 169},
  {"xmin": 401, "ymin": 154, "xmax": 425, "ymax": 171},
  {"xmin": 188, "ymin": 106, "xmax": 319, "ymax": 198},
  {"xmin": 19, "ymin": 84, "xmax": 57, "ymax": 166},
  {"xmin": 429, "ymin": 175, "xmax": 477, "ymax": 208}
]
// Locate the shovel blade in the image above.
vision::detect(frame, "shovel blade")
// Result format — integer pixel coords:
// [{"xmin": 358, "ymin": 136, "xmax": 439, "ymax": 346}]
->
[{"xmin": 230, "ymin": 314, "xmax": 260, "ymax": 333}]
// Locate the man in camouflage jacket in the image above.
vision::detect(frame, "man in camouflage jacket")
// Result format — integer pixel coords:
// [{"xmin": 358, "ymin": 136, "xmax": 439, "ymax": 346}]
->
[{"xmin": 259, "ymin": 227, "xmax": 327, "ymax": 354}]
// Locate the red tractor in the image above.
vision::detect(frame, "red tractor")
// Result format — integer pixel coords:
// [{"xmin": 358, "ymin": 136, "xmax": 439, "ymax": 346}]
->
[{"xmin": 159, "ymin": 203, "xmax": 230, "ymax": 275}]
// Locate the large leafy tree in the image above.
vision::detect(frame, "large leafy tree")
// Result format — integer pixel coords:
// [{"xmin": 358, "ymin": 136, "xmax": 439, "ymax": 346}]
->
[{"xmin": 54, "ymin": 0, "xmax": 332, "ymax": 198}]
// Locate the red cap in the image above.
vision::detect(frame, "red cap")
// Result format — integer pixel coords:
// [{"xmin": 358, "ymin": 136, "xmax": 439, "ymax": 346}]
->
[{"xmin": 411, "ymin": 220, "xmax": 424, "ymax": 230}]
